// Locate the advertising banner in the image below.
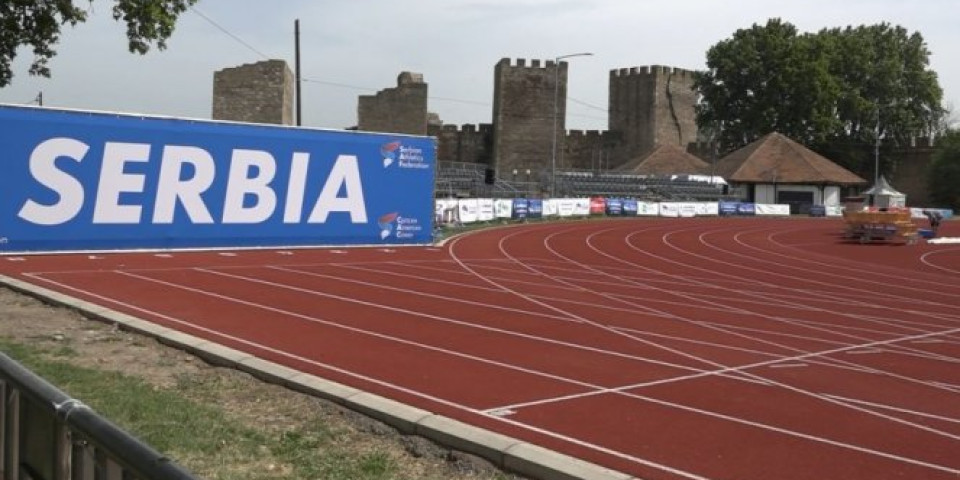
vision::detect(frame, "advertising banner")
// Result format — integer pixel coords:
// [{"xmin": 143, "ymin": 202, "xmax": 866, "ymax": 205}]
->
[
  {"xmin": 679, "ymin": 203, "xmax": 698, "ymax": 218},
  {"xmin": 573, "ymin": 198, "xmax": 591, "ymax": 216},
  {"xmin": 494, "ymin": 199, "xmax": 513, "ymax": 219},
  {"xmin": 0, "ymin": 105, "xmax": 436, "ymax": 253},
  {"xmin": 659, "ymin": 203, "xmax": 680, "ymax": 217},
  {"xmin": 512, "ymin": 198, "xmax": 529, "ymax": 220},
  {"xmin": 606, "ymin": 198, "xmax": 623, "ymax": 216},
  {"xmin": 754, "ymin": 204, "xmax": 789, "ymax": 216},
  {"xmin": 557, "ymin": 198, "xmax": 577, "ymax": 217},
  {"xmin": 543, "ymin": 199, "xmax": 559, "ymax": 217},
  {"xmin": 434, "ymin": 199, "xmax": 459, "ymax": 225},
  {"xmin": 695, "ymin": 202, "xmax": 719, "ymax": 216},
  {"xmin": 825, "ymin": 205, "xmax": 844, "ymax": 217},
  {"xmin": 589, "ymin": 196, "xmax": 606, "ymax": 215},
  {"xmin": 458, "ymin": 199, "xmax": 479, "ymax": 223},
  {"xmin": 622, "ymin": 199, "xmax": 638, "ymax": 216},
  {"xmin": 637, "ymin": 202, "xmax": 660, "ymax": 216},
  {"xmin": 477, "ymin": 198, "xmax": 495, "ymax": 221},
  {"xmin": 737, "ymin": 203, "xmax": 757, "ymax": 216},
  {"xmin": 719, "ymin": 201, "xmax": 739, "ymax": 216},
  {"xmin": 528, "ymin": 199, "xmax": 543, "ymax": 219}
]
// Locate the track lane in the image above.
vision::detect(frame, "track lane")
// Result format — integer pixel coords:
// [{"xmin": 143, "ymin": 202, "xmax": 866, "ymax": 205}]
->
[{"xmin": 4, "ymin": 217, "xmax": 960, "ymax": 480}]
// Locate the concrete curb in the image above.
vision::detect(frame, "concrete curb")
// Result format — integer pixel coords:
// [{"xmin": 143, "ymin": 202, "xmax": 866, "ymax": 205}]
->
[{"xmin": 0, "ymin": 274, "xmax": 637, "ymax": 480}]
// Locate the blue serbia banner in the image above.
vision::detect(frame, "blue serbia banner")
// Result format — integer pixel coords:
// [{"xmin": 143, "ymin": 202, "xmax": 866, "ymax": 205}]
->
[{"xmin": 0, "ymin": 105, "xmax": 436, "ymax": 253}]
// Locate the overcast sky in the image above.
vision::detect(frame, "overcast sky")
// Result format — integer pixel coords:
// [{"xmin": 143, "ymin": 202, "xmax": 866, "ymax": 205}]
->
[{"xmin": 1, "ymin": 0, "xmax": 957, "ymax": 132}]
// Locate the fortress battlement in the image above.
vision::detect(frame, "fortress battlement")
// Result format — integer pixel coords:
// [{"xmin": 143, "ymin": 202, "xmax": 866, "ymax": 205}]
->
[
  {"xmin": 496, "ymin": 57, "xmax": 559, "ymax": 70},
  {"xmin": 436, "ymin": 123, "xmax": 493, "ymax": 134},
  {"xmin": 567, "ymin": 129, "xmax": 605, "ymax": 139},
  {"xmin": 214, "ymin": 59, "xmax": 288, "ymax": 75},
  {"xmin": 610, "ymin": 65, "xmax": 695, "ymax": 78},
  {"xmin": 397, "ymin": 71, "xmax": 424, "ymax": 85}
]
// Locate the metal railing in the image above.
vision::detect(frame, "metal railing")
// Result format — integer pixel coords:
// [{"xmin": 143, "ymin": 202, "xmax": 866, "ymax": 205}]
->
[{"xmin": 0, "ymin": 352, "xmax": 197, "ymax": 480}]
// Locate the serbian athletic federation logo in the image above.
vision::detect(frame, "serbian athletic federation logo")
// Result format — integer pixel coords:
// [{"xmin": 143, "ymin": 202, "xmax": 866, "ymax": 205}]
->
[
  {"xmin": 381, "ymin": 141, "xmax": 401, "ymax": 168},
  {"xmin": 378, "ymin": 212, "xmax": 399, "ymax": 239},
  {"xmin": 380, "ymin": 140, "xmax": 428, "ymax": 170}
]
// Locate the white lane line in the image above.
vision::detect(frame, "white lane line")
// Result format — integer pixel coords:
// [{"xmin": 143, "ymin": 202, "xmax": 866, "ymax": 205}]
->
[
  {"xmin": 270, "ymin": 265, "xmax": 582, "ymax": 324},
  {"xmin": 931, "ymin": 382, "xmax": 960, "ymax": 393},
  {"xmin": 768, "ymin": 363, "xmax": 808, "ymax": 369},
  {"xmin": 22, "ymin": 251, "xmax": 955, "ymax": 472},
  {"xmin": 448, "ymin": 227, "xmax": 960, "ymax": 445},
  {"xmin": 612, "ymin": 325, "xmax": 953, "ymax": 390},
  {"xmin": 12, "ymin": 273, "xmax": 711, "ymax": 480},
  {"xmin": 920, "ymin": 249, "xmax": 960, "ymax": 275},
  {"xmin": 41, "ymin": 267, "xmax": 960, "ymax": 475},
  {"xmin": 215, "ymin": 261, "xmax": 960, "ymax": 476},
  {"xmin": 823, "ymin": 394, "xmax": 960, "ymax": 425},
  {"xmin": 490, "ymin": 324, "xmax": 960, "ymax": 416},
  {"xmin": 211, "ymin": 268, "xmax": 777, "ymax": 378},
  {"xmin": 341, "ymin": 272, "xmax": 959, "ymax": 368},
  {"xmin": 846, "ymin": 348, "xmax": 885, "ymax": 355},
  {"xmin": 201, "ymin": 267, "xmax": 780, "ymax": 385}
]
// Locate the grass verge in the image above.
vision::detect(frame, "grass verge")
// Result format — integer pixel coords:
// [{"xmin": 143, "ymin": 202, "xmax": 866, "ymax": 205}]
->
[{"xmin": 0, "ymin": 334, "xmax": 512, "ymax": 480}]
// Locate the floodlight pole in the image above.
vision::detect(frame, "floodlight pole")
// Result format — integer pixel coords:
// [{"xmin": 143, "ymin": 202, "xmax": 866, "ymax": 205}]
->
[
  {"xmin": 551, "ymin": 52, "xmax": 592, "ymax": 197},
  {"xmin": 295, "ymin": 19, "xmax": 302, "ymax": 126}
]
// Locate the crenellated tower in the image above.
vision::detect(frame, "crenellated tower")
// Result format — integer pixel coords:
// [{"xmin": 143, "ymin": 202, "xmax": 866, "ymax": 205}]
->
[
  {"xmin": 492, "ymin": 58, "xmax": 567, "ymax": 181},
  {"xmin": 212, "ymin": 60, "xmax": 294, "ymax": 125},
  {"xmin": 608, "ymin": 65, "xmax": 699, "ymax": 166},
  {"xmin": 357, "ymin": 71, "xmax": 429, "ymax": 135}
]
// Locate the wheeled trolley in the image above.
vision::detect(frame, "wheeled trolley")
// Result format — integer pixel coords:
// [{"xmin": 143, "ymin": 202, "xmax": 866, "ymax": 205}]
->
[{"xmin": 843, "ymin": 210, "xmax": 919, "ymax": 245}]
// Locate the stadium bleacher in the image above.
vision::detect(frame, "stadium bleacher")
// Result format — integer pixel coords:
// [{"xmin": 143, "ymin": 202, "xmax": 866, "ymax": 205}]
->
[{"xmin": 435, "ymin": 162, "xmax": 729, "ymax": 201}]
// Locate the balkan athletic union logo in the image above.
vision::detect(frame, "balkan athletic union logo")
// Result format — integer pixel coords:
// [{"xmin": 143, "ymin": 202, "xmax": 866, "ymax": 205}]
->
[{"xmin": 378, "ymin": 212, "xmax": 399, "ymax": 239}]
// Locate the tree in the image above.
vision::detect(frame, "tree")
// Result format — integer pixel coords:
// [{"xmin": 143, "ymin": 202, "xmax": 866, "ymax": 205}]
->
[
  {"xmin": 0, "ymin": 0, "xmax": 197, "ymax": 87},
  {"xmin": 694, "ymin": 19, "xmax": 945, "ymax": 174},
  {"xmin": 928, "ymin": 130, "xmax": 960, "ymax": 210},
  {"xmin": 694, "ymin": 19, "xmax": 840, "ymax": 151}
]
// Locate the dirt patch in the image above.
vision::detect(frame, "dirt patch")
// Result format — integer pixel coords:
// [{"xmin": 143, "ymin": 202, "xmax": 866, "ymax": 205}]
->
[{"xmin": 0, "ymin": 286, "xmax": 523, "ymax": 480}]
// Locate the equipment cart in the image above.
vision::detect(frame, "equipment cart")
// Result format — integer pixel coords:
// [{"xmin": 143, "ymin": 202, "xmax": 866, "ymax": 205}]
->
[{"xmin": 842, "ymin": 210, "xmax": 919, "ymax": 245}]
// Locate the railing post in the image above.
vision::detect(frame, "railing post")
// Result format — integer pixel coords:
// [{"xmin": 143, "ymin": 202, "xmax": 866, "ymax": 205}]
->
[{"xmin": 4, "ymin": 388, "xmax": 20, "ymax": 480}]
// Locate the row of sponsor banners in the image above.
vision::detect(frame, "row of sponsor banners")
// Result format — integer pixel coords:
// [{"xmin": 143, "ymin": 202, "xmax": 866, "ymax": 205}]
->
[
  {"xmin": 809, "ymin": 204, "xmax": 953, "ymax": 220},
  {"xmin": 435, "ymin": 198, "xmax": 802, "ymax": 224}
]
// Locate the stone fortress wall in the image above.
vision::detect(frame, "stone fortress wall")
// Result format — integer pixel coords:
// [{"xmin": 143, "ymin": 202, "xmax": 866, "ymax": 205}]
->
[
  {"xmin": 212, "ymin": 60, "xmax": 294, "ymax": 125},
  {"xmin": 211, "ymin": 59, "xmax": 936, "ymax": 204},
  {"xmin": 357, "ymin": 72, "xmax": 428, "ymax": 135}
]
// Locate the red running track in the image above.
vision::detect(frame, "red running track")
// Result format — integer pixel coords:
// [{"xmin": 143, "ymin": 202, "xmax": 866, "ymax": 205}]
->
[{"xmin": 2, "ymin": 217, "xmax": 960, "ymax": 480}]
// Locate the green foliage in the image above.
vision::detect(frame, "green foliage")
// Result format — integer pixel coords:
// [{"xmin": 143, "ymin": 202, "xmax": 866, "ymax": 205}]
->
[
  {"xmin": 0, "ymin": 0, "xmax": 197, "ymax": 87},
  {"xmin": 928, "ymin": 130, "xmax": 960, "ymax": 210},
  {"xmin": 696, "ymin": 18, "xmax": 945, "ymax": 174},
  {"xmin": 0, "ymin": 337, "xmax": 411, "ymax": 480}
]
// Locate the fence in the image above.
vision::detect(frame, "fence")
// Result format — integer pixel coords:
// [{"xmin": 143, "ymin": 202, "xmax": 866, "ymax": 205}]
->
[{"xmin": 0, "ymin": 352, "xmax": 196, "ymax": 480}]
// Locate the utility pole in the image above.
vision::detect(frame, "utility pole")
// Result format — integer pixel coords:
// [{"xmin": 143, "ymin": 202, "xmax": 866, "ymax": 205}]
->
[
  {"xmin": 295, "ymin": 19, "xmax": 302, "ymax": 126},
  {"xmin": 550, "ymin": 52, "xmax": 592, "ymax": 197}
]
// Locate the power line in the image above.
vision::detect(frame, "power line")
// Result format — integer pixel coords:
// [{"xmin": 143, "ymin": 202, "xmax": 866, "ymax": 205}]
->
[
  {"xmin": 190, "ymin": 6, "xmax": 272, "ymax": 60},
  {"xmin": 300, "ymin": 77, "xmax": 376, "ymax": 92},
  {"xmin": 24, "ymin": 92, "xmax": 42, "ymax": 105},
  {"xmin": 187, "ymin": 8, "xmax": 606, "ymax": 124},
  {"xmin": 569, "ymin": 96, "xmax": 607, "ymax": 112}
]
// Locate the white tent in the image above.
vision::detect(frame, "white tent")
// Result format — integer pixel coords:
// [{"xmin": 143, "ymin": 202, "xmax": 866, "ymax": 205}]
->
[{"xmin": 863, "ymin": 175, "xmax": 906, "ymax": 208}]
